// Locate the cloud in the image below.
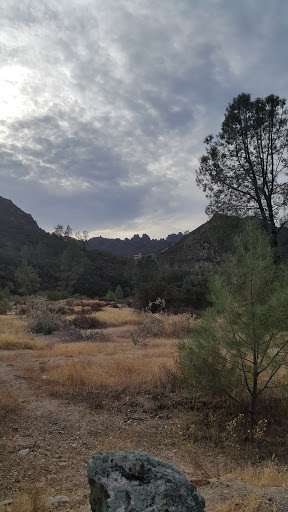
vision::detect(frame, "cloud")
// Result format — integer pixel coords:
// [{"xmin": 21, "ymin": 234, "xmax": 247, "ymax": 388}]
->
[{"xmin": 0, "ymin": 0, "xmax": 287, "ymax": 237}]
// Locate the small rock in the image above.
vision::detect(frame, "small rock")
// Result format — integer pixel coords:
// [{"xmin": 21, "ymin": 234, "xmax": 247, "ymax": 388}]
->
[
  {"xmin": 19, "ymin": 449, "xmax": 30, "ymax": 456},
  {"xmin": 45, "ymin": 495, "xmax": 69, "ymax": 509},
  {"xmin": 0, "ymin": 499, "xmax": 13, "ymax": 507}
]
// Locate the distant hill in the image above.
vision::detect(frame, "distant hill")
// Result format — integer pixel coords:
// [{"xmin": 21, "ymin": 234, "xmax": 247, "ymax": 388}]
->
[
  {"xmin": 158, "ymin": 213, "xmax": 288, "ymax": 274},
  {"xmin": 0, "ymin": 196, "xmax": 47, "ymax": 249},
  {"xmin": 0, "ymin": 196, "xmax": 41, "ymax": 229},
  {"xmin": 87, "ymin": 232, "xmax": 184, "ymax": 257}
]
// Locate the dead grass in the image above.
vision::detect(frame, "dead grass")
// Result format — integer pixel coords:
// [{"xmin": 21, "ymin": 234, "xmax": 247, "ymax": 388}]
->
[
  {"xmin": 0, "ymin": 378, "xmax": 20, "ymax": 412},
  {"xmin": 130, "ymin": 312, "xmax": 195, "ymax": 343},
  {"xmin": 6, "ymin": 488, "xmax": 46, "ymax": 512},
  {"xmin": 39, "ymin": 354, "xmax": 176, "ymax": 393},
  {"xmin": 6, "ymin": 487, "xmax": 72, "ymax": 512},
  {"xmin": 0, "ymin": 316, "xmax": 45, "ymax": 350},
  {"xmin": 32, "ymin": 336, "xmax": 177, "ymax": 394},
  {"xmin": 96, "ymin": 307, "xmax": 141, "ymax": 326},
  {"xmin": 238, "ymin": 461, "xmax": 288, "ymax": 487},
  {"xmin": 214, "ymin": 491, "xmax": 277, "ymax": 511}
]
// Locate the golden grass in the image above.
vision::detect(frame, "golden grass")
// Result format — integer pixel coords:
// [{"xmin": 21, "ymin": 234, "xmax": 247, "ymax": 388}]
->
[
  {"xmin": 0, "ymin": 316, "xmax": 45, "ymax": 350},
  {"xmin": 34, "ymin": 336, "xmax": 177, "ymax": 393},
  {"xmin": 148, "ymin": 312, "xmax": 195, "ymax": 338},
  {"xmin": 238, "ymin": 461, "xmax": 288, "ymax": 488},
  {"xmin": 7, "ymin": 489, "xmax": 46, "ymax": 512},
  {"xmin": 96, "ymin": 307, "xmax": 141, "ymax": 326},
  {"xmin": 6, "ymin": 488, "xmax": 72, "ymax": 512},
  {"xmin": 42, "ymin": 355, "xmax": 176, "ymax": 392},
  {"xmin": 214, "ymin": 491, "xmax": 277, "ymax": 512}
]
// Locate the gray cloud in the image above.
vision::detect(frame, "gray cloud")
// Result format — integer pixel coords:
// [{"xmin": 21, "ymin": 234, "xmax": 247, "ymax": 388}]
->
[{"xmin": 0, "ymin": 0, "xmax": 287, "ymax": 237}]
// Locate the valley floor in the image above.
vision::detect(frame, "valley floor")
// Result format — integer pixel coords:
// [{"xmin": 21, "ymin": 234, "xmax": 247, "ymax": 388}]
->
[{"xmin": 0, "ymin": 326, "xmax": 288, "ymax": 511}]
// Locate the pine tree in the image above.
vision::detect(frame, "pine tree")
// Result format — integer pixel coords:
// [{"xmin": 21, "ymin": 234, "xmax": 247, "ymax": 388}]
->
[{"xmin": 179, "ymin": 221, "xmax": 288, "ymax": 430}]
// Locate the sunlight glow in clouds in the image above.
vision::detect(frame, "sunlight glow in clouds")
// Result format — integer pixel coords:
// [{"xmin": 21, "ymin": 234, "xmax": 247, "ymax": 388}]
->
[{"xmin": 0, "ymin": 0, "xmax": 287, "ymax": 237}]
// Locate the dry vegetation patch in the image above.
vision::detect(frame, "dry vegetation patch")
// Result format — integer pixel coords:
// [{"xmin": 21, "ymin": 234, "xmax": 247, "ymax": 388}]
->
[
  {"xmin": 238, "ymin": 461, "xmax": 288, "ymax": 488},
  {"xmin": 0, "ymin": 377, "xmax": 20, "ymax": 413},
  {"xmin": 213, "ymin": 491, "xmax": 277, "ymax": 512},
  {"xmin": 0, "ymin": 316, "xmax": 45, "ymax": 350},
  {"xmin": 96, "ymin": 306, "xmax": 141, "ymax": 326},
  {"xmin": 32, "ymin": 336, "xmax": 178, "ymax": 395}
]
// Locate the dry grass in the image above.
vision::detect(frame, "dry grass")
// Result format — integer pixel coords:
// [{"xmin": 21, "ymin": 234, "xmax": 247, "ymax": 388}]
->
[
  {"xmin": 0, "ymin": 316, "xmax": 45, "ymax": 350},
  {"xmin": 150, "ymin": 312, "xmax": 195, "ymax": 337},
  {"xmin": 96, "ymin": 307, "xmax": 141, "ymax": 326},
  {"xmin": 6, "ymin": 488, "xmax": 72, "ymax": 512},
  {"xmin": 39, "ymin": 354, "xmax": 176, "ymax": 393},
  {"xmin": 238, "ymin": 461, "xmax": 288, "ymax": 488},
  {"xmin": 6, "ymin": 488, "xmax": 46, "ymax": 512},
  {"xmin": 0, "ymin": 378, "xmax": 20, "ymax": 412},
  {"xmin": 33, "ymin": 336, "xmax": 177, "ymax": 394},
  {"xmin": 214, "ymin": 491, "xmax": 277, "ymax": 512}
]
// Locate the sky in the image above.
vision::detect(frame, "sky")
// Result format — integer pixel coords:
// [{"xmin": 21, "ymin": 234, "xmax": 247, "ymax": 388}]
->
[{"xmin": 1, "ymin": 0, "xmax": 288, "ymax": 239}]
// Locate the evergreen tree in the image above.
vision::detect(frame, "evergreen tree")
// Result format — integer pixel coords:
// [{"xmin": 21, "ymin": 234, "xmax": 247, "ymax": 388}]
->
[
  {"xmin": 114, "ymin": 285, "xmax": 124, "ymax": 301},
  {"xmin": 15, "ymin": 262, "xmax": 41, "ymax": 295},
  {"xmin": 179, "ymin": 221, "xmax": 288, "ymax": 430},
  {"xmin": 197, "ymin": 94, "xmax": 288, "ymax": 248}
]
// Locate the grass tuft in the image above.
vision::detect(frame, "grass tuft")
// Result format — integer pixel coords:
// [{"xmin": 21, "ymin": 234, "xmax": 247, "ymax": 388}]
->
[
  {"xmin": 0, "ymin": 316, "xmax": 45, "ymax": 350},
  {"xmin": 238, "ymin": 461, "xmax": 288, "ymax": 487}
]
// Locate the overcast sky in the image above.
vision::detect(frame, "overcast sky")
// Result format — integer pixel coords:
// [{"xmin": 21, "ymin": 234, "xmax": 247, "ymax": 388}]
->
[{"xmin": 1, "ymin": 0, "xmax": 287, "ymax": 239}]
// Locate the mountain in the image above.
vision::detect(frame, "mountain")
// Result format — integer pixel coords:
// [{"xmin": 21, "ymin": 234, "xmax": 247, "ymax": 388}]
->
[
  {"xmin": 0, "ymin": 196, "xmax": 41, "ymax": 229},
  {"xmin": 87, "ymin": 232, "xmax": 184, "ymax": 257},
  {"xmin": 159, "ymin": 213, "xmax": 288, "ymax": 274}
]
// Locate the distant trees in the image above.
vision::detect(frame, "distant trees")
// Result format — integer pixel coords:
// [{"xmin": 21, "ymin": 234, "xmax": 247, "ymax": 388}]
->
[
  {"xmin": 179, "ymin": 222, "xmax": 288, "ymax": 430},
  {"xmin": 15, "ymin": 262, "xmax": 40, "ymax": 295},
  {"xmin": 197, "ymin": 93, "xmax": 288, "ymax": 248},
  {"xmin": 75, "ymin": 230, "xmax": 89, "ymax": 251},
  {"xmin": 54, "ymin": 224, "xmax": 64, "ymax": 236},
  {"xmin": 64, "ymin": 225, "xmax": 73, "ymax": 237}
]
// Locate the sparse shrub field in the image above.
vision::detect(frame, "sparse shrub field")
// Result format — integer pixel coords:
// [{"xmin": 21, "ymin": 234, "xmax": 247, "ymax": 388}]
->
[{"xmin": 1, "ymin": 299, "xmax": 288, "ymax": 512}]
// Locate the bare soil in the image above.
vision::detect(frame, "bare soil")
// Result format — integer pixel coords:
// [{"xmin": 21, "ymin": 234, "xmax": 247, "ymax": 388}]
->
[{"xmin": 0, "ymin": 328, "xmax": 288, "ymax": 511}]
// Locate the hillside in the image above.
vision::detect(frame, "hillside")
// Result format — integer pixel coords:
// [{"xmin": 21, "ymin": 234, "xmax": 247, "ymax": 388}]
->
[
  {"xmin": 87, "ymin": 232, "xmax": 183, "ymax": 256},
  {"xmin": 0, "ymin": 198, "xmax": 130, "ymax": 297},
  {"xmin": 158, "ymin": 213, "xmax": 246, "ymax": 273}
]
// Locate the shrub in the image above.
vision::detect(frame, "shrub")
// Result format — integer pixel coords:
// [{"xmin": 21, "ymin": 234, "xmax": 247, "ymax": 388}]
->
[
  {"xmin": 39, "ymin": 290, "xmax": 69, "ymax": 301},
  {"xmin": 90, "ymin": 302, "xmax": 104, "ymax": 312},
  {"xmin": 26, "ymin": 296, "xmax": 62, "ymax": 335},
  {"xmin": 70, "ymin": 314, "xmax": 103, "ymax": 329}
]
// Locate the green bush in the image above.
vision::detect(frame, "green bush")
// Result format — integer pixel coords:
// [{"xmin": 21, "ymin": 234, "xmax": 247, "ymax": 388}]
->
[
  {"xmin": 26, "ymin": 296, "xmax": 62, "ymax": 335},
  {"xmin": 39, "ymin": 290, "xmax": 69, "ymax": 301}
]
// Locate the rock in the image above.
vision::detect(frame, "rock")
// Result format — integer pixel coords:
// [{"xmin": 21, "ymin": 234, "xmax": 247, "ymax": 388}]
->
[
  {"xmin": 0, "ymin": 500, "xmax": 13, "ymax": 507},
  {"xmin": 87, "ymin": 450, "xmax": 205, "ymax": 512},
  {"xmin": 45, "ymin": 495, "xmax": 69, "ymax": 509},
  {"xmin": 19, "ymin": 448, "xmax": 30, "ymax": 456}
]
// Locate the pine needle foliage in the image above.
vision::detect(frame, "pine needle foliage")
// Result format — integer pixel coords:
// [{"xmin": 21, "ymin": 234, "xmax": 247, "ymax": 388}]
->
[{"xmin": 179, "ymin": 221, "xmax": 288, "ymax": 429}]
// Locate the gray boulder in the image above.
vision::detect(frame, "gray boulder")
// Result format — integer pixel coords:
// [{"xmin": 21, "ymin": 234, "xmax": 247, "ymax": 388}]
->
[{"xmin": 87, "ymin": 450, "xmax": 205, "ymax": 512}]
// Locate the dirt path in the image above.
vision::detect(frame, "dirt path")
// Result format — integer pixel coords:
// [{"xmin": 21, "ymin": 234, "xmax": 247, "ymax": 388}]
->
[{"xmin": 1, "ymin": 345, "xmax": 288, "ymax": 511}]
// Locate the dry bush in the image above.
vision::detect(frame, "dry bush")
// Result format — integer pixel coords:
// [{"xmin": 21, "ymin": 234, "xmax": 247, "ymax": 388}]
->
[
  {"xmin": 238, "ymin": 461, "xmax": 288, "ymax": 487},
  {"xmin": 130, "ymin": 312, "xmax": 195, "ymax": 344},
  {"xmin": 96, "ymin": 307, "xmax": 141, "ymax": 326},
  {"xmin": 26, "ymin": 296, "xmax": 63, "ymax": 335},
  {"xmin": 0, "ymin": 316, "xmax": 44, "ymax": 349},
  {"xmin": 69, "ymin": 314, "xmax": 103, "ymax": 329},
  {"xmin": 90, "ymin": 302, "xmax": 104, "ymax": 312},
  {"xmin": 214, "ymin": 491, "xmax": 277, "ymax": 512}
]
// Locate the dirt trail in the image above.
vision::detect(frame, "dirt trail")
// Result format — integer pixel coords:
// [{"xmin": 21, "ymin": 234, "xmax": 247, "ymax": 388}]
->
[{"xmin": 1, "ymin": 346, "xmax": 288, "ymax": 511}]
